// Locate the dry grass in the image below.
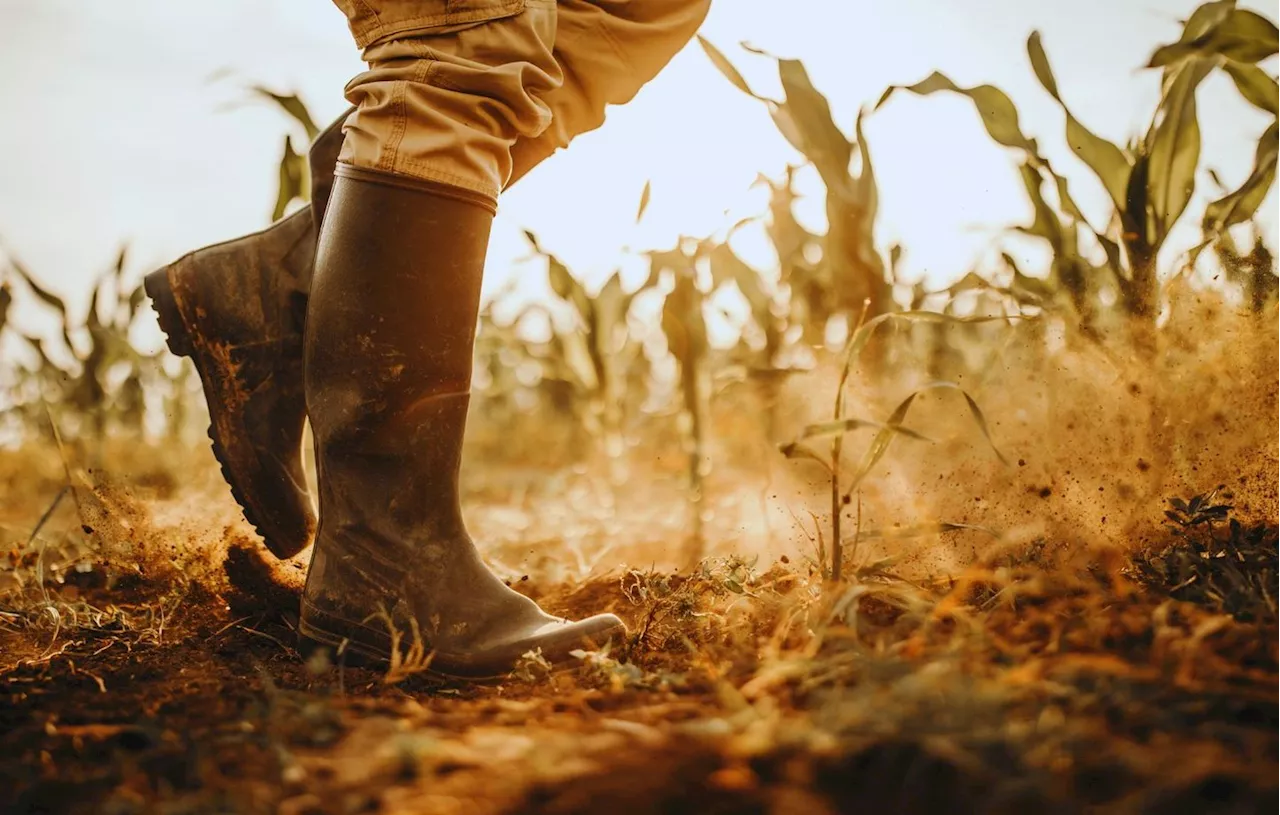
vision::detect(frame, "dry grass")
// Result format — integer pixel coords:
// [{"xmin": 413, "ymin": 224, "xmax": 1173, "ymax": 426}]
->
[{"xmin": 0, "ymin": 426, "xmax": 1274, "ymax": 813}]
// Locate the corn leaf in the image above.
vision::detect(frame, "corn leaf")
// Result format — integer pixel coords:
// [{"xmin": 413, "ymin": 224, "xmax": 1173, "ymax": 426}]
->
[
  {"xmin": 1123, "ymin": 153, "xmax": 1154, "ymax": 248},
  {"xmin": 799, "ymin": 417, "xmax": 932, "ymax": 443},
  {"xmin": 845, "ymin": 391, "xmax": 920, "ymax": 494},
  {"xmin": 846, "ymin": 381, "xmax": 1008, "ymax": 499},
  {"xmin": 1028, "ymin": 32, "xmax": 1132, "ymax": 213},
  {"xmin": 636, "ymin": 180, "xmax": 652, "ymax": 223},
  {"xmin": 272, "ymin": 135, "xmax": 306, "ymax": 221},
  {"xmin": 1147, "ymin": 59, "xmax": 1211, "ymax": 242},
  {"xmin": 8, "ymin": 253, "xmax": 68, "ymax": 318},
  {"xmin": 1148, "ymin": 8, "xmax": 1279, "ymax": 67},
  {"xmin": 250, "ymin": 86, "xmax": 320, "ymax": 139},
  {"xmin": 851, "ymin": 108, "xmax": 879, "ymax": 224},
  {"xmin": 876, "ymin": 72, "xmax": 1037, "ymax": 153},
  {"xmin": 778, "ymin": 440, "xmax": 833, "ymax": 473},
  {"xmin": 776, "ymin": 58, "xmax": 852, "ymax": 183},
  {"xmin": 1203, "ymin": 120, "xmax": 1278, "ymax": 234},
  {"xmin": 1041, "ymin": 161, "xmax": 1089, "ymax": 225},
  {"xmin": 126, "ymin": 282, "xmax": 147, "ymax": 321},
  {"xmin": 1182, "ymin": 1, "xmax": 1239, "ymax": 42},
  {"xmin": 696, "ymin": 36, "xmax": 761, "ymax": 100},
  {"xmin": 925, "ymin": 380, "xmax": 1009, "ymax": 465},
  {"xmin": 1016, "ymin": 163, "xmax": 1064, "ymax": 247},
  {"xmin": 1222, "ymin": 61, "xmax": 1279, "ymax": 115}
]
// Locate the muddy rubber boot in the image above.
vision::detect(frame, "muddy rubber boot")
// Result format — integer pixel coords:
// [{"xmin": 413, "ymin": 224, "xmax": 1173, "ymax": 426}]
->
[
  {"xmin": 143, "ymin": 111, "xmax": 349, "ymax": 559},
  {"xmin": 298, "ymin": 167, "xmax": 625, "ymax": 679}
]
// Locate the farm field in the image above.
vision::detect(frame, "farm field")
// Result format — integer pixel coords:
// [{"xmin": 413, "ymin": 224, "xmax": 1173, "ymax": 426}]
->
[{"xmin": 2, "ymin": 2, "xmax": 1277, "ymax": 812}]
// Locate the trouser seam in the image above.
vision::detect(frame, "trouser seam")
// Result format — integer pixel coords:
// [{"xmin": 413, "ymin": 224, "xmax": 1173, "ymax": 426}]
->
[
  {"xmin": 390, "ymin": 160, "xmax": 500, "ymax": 200},
  {"xmin": 378, "ymin": 57, "xmax": 437, "ymax": 172}
]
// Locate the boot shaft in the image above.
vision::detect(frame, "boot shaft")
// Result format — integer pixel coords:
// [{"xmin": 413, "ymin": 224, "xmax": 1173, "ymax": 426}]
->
[{"xmin": 305, "ymin": 168, "xmax": 496, "ymax": 559}]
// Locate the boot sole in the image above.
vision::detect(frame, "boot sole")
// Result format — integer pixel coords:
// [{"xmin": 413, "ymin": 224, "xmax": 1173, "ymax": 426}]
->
[
  {"xmin": 145, "ymin": 264, "xmax": 302, "ymax": 560},
  {"xmin": 297, "ymin": 604, "xmax": 513, "ymax": 684}
]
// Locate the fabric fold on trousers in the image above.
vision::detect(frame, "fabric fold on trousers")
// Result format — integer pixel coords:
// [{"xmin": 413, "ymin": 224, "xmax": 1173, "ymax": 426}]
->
[{"xmin": 332, "ymin": 0, "xmax": 711, "ymax": 197}]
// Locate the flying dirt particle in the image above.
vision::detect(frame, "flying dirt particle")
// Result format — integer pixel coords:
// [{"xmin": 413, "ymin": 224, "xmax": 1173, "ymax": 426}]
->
[
  {"xmin": 1039, "ymin": 487, "xmax": 1052, "ymax": 498},
  {"xmin": 81, "ymin": 524, "xmax": 94, "ymax": 535},
  {"xmin": 520, "ymin": 574, "xmax": 529, "ymax": 582},
  {"xmin": 1136, "ymin": 459, "xmax": 1151, "ymax": 472},
  {"xmin": 780, "ymin": 554, "xmax": 790, "ymax": 564},
  {"xmin": 1018, "ymin": 459, "xmax": 1026, "ymax": 467}
]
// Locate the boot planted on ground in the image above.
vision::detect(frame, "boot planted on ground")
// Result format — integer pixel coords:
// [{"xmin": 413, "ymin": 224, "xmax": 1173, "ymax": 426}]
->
[
  {"xmin": 299, "ymin": 167, "xmax": 625, "ymax": 679},
  {"xmin": 144, "ymin": 111, "xmax": 348, "ymax": 559}
]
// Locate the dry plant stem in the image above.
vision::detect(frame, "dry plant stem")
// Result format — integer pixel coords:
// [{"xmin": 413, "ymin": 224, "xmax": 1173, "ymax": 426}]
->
[{"xmin": 830, "ymin": 300, "xmax": 873, "ymax": 584}]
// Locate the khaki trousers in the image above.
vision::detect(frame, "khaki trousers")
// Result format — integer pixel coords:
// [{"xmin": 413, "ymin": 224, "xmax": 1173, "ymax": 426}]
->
[{"xmin": 331, "ymin": 0, "xmax": 711, "ymax": 201}]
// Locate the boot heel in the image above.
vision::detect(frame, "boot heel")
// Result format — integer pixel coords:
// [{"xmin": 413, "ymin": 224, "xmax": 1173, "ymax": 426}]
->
[{"xmin": 144, "ymin": 267, "xmax": 195, "ymax": 358}]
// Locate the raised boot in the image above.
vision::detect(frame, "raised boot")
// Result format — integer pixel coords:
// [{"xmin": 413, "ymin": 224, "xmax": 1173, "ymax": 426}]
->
[
  {"xmin": 298, "ymin": 167, "xmax": 625, "ymax": 679},
  {"xmin": 144, "ymin": 110, "xmax": 349, "ymax": 559}
]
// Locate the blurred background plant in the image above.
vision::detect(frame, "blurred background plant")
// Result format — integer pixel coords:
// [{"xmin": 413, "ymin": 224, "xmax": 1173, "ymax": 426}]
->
[{"xmin": 0, "ymin": 245, "xmax": 199, "ymax": 458}]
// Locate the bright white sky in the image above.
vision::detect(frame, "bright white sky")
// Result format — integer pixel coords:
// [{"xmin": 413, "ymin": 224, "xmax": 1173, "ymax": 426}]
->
[{"xmin": 0, "ymin": 0, "xmax": 1276, "ymax": 346}]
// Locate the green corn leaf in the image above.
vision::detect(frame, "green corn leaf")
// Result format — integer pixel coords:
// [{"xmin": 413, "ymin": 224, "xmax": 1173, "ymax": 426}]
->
[
  {"xmin": 845, "ymin": 381, "xmax": 1007, "ymax": 500},
  {"xmin": 846, "ymin": 391, "xmax": 920, "ymax": 493},
  {"xmin": 1016, "ymin": 163, "xmax": 1064, "ymax": 247},
  {"xmin": 1222, "ymin": 61, "xmax": 1279, "ymax": 115},
  {"xmin": 1203, "ymin": 120, "xmax": 1278, "ymax": 234},
  {"xmin": 1148, "ymin": 8, "xmax": 1279, "ymax": 67},
  {"xmin": 1148, "ymin": 58, "xmax": 1212, "ymax": 242},
  {"xmin": 799, "ymin": 417, "xmax": 932, "ymax": 443},
  {"xmin": 527, "ymin": 230, "xmax": 592, "ymax": 320},
  {"xmin": 926, "ymin": 380, "xmax": 1009, "ymax": 465},
  {"xmin": 272, "ymin": 135, "xmax": 307, "ymax": 221},
  {"xmin": 1123, "ymin": 153, "xmax": 1154, "ymax": 249},
  {"xmin": 1181, "ymin": 1, "xmax": 1239, "ymax": 43},
  {"xmin": 126, "ymin": 282, "xmax": 147, "ymax": 321},
  {"xmin": 522, "ymin": 229, "xmax": 545, "ymax": 253},
  {"xmin": 876, "ymin": 72, "xmax": 1037, "ymax": 153},
  {"xmin": 1040, "ymin": 158, "xmax": 1089, "ymax": 225},
  {"xmin": 250, "ymin": 86, "xmax": 320, "ymax": 139},
  {"xmin": 777, "ymin": 440, "xmax": 834, "ymax": 473},
  {"xmin": 1028, "ymin": 32, "xmax": 1132, "ymax": 214}
]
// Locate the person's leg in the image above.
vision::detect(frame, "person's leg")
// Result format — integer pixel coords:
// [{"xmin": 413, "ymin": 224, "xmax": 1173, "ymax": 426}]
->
[
  {"xmin": 145, "ymin": 0, "xmax": 710, "ymax": 562},
  {"xmin": 299, "ymin": 1, "xmax": 625, "ymax": 675},
  {"xmin": 507, "ymin": 0, "xmax": 711, "ymax": 187}
]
